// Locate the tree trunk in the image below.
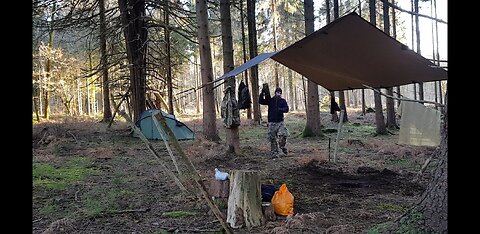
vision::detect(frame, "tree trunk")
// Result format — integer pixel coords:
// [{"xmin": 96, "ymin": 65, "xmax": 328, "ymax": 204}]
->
[
  {"xmin": 386, "ymin": 91, "xmax": 447, "ymax": 233},
  {"xmin": 374, "ymin": 91, "xmax": 386, "ymax": 134},
  {"xmin": 392, "ymin": 0, "xmax": 401, "ymax": 108},
  {"xmin": 86, "ymin": 72, "xmax": 90, "ymax": 115},
  {"xmin": 239, "ymin": 0, "xmax": 251, "ymax": 119},
  {"xmin": 325, "ymin": 0, "xmax": 339, "ymax": 122},
  {"xmin": 396, "ymin": 86, "xmax": 401, "ymax": 107},
  {"xmin": 43, "ymin": 3, "xmax": 55, "ymax": 120},
  {"xmin": 76, "ymin": 75, "xmax": 83, "ymax": 115},
  {"xmin": 334, "ymin": 0, "xmax": 348, "ymax": 123},
  {"xmin": 413, "ymin": 83, "xmax": 417, "ymax": 100},
  {"xmin": 383, "ymin": 1, "xmax": 396, "ymax": 128},
  {"xmin": 247, "ymin": 0, "xmax": 261, "ymax": 123},
  {"xmin": 410, "ymin": 0, "xmax": 415, "ymax": 49},
  {"xmin": 303, "ymin": 0, "xmax": 322, "ymax": 137},
  {"xmin": 99, "ymin": 0, "xmax": 112, "ymax": 122},
  {"xmin": 39, "ymin": 78, "xmax": 44, "ymax": 117},
  {"xmin": 339, "ymin": 91, "xmax": 348, "ymax": 122},
  {"xmin": 288, "ymin": 69, "xmax": 294, "ymax": 111},
  {"xmin": 414, "ymin": 0, "xmax": 423, "ymax": 102},
  {"xmin": 118, "ymin": 0, "xmax": 147, "ymax": 123},
  {"xmin": 438, "ymin": 81, "xmax": 442, "ymax": 104},
  {"xmin": 271, "ymin": 0, "xmax": 279, "ymax": 88},
  {"xmin": 369, "ymin": 0, "xmax": 386, "ymax": 134},
  {"xmin": 415, "ymin": 90, "xmax": 447, "ymax": 232},
  {"xmin": 165, "ymin": 1, "xmax": 174, "ymax": 115},
  {"xmin": 352, "ymin": 90, "xmax": 358, "ymax": 108},
  {"xmin": 302, "ymin": 76, "xmax": 307, "ymax": 111},
  {"xmin": 33, "ymin": 81, "xmax": 40, "ymax": 121},
  {"xmin": 434, "ymin": 0, "xmax": 441, "ymax": 104},
  {"xmin": 345, "ymin": 90, "xmax": 350, "ymax": 107},
  {"xmin": 221, "ymin": 0, "xmax": 240, "ymax": 153},
  {"xmin": 385, "ymin": 88, "xmax": 397, "ymax": 128},
  {"xmin": 195, "ymin": 54, "xmax": 201, "ymax": 113},
  {"xmin": 196, "ymin": 0, "xmax": 220, "ymax": 141},
  {"xmin": 326, "ymin": 0, "xmax": 331, "ymax": 24},
  {"xmin": 227, "ymin": 170, "xmax": 265, "ymax": 228},
  {"xmin": 361, "ymin": 89, "xmax": 366, "ymax": 115}
]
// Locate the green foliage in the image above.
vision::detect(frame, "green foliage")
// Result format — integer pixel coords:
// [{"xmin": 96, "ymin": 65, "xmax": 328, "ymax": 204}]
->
[
  {"xmin": 33, "ymin": 158, "xmax": 95, "ymax": 190},
  {"xmin": 397, "ymin": 210, "xmax": 429, "ymax": 234},
  {"xmin": 161, "ymin": 211, "xmax": 196, "ymax": 218},
  {"xmin": 82, "ymin": 188, "xmax": 135, "ymax": 218},
  {"xmin": 239, "ymin": 126, "xmax": 267, "ymax": 140},
  {"xmin": 368, "ymin": 210, "xmax": 431, "ymax": 234},
  {"xmin": 342, "ymin": 123, "xmax": 376, "ymax": 138},
  {"xmin": 39, "ymin": 202, "xmax": 59, "ymax": 216}
]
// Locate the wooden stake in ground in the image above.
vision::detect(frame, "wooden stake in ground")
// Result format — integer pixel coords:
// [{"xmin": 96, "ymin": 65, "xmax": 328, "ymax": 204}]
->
[
  {"xmin": 152, "ymin": 112, "xmax": 233, "ymax": 234},
  {"xmin": 118, "ymin": 110, "xmax": 187, "ymax": 192},
  {"xmin": 227, "ymin": 170, "xmax": 265, "ymax": 228}
]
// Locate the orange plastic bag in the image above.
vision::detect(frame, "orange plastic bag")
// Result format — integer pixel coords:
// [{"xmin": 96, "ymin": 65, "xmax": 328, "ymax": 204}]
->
[{"xmin": 271, "ymin": 183, "xmax": 294, "ymax": 216}]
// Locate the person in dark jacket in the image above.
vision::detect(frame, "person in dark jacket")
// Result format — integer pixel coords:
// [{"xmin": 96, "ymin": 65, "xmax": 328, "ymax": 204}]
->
[{"xmin": 259, "ymin": 86, "xmax": 289, "ymax": 158}]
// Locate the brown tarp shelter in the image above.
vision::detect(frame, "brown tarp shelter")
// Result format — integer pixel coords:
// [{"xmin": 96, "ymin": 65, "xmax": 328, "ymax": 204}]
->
[{"xmin": 217, "ymin": 12, "xmax": 447, "ymax": 91}]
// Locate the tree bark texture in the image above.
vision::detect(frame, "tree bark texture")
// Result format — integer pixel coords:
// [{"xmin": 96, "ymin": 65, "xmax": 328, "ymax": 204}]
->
[
  {"xmin": 271, "ymin": 0, "xmax": 279, "ymax": 88},
  {"xmin": 414, "ymin": 91, "xmax": 447, "ymax": 233},
  {"xmin": 99, "ymin": 0, "xmax": 112, "ymax": 122},
  {"xmin": 414, "ymin": 0, "xmax": 424, "ymax": 102},
  {"xmin": 43, "ymin": 2, "xmax": 56, "ymax": 119},
  {"xmin": 385, "ymin": 88, "xmax": 396, "ymax": 128},
  {"xmin": 303, "ymin": 0, "xmax": 322, "ymax": 137},
  {"xmin": 374, "ymin": 91, "xmax": 386, "ymax": 134},
  {"xmin": 227, "ymin": 170, "xmax": 265, "ymax": 228},
  {"xmin": 196, "ymin": 0, "xmax": 220, "ymax": 141},
  {"xmin": 339, "ymin": 91, "xmax": 348, "ymax": 122},
  {"xmin": 165, "ymin": 1, "xmax": 174, "ymax": 115},
  {"xmin": 382, "ymin": 3, "xmax": 396, "ymax": 128},
  {"xmin": 118, "ymin": 0, "xmax": 147, "ymax": 123},
  {"xmin": 239, "ymin": 0, "xmax": 252, "ymax": 119},
  {"xmin": 386, "ymin": 92, "xmax": 447, "ymax": 234},
  {"xmin": 221, "ymin": 0, "xmax": 240, "ymax": 153},
  {"xmin": 369, "ymin": 0, "xmax": 387, "ymax": 134},
  {"xmin": 247, "ymin": 0, "xmax": 261, "ymax": 123},
  {"xmin": 288, "ymin": 69, "xmax": 294, "ymax": 110}
]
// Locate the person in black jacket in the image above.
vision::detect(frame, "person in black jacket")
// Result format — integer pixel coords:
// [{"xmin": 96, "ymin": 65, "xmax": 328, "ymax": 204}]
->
[{"xmin": 259, "ymin": 86, "xmax": 289, "ymax": 158}]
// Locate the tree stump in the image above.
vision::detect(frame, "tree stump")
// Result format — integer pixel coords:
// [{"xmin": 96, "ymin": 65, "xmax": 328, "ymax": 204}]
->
[{"xmin": 227, "ymin": 170, "xmax": 265, "ymax": 228}]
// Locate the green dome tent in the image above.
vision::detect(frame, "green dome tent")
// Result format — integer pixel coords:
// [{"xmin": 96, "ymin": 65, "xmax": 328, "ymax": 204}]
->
[{"xmin": 135, "ymin": 109, "xmax": 194, "ymax": 141}]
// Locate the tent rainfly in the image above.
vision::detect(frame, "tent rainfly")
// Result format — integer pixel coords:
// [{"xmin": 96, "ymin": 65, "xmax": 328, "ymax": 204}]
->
[
  {"xmin": 217, "ymin": 12, "xmax": 447, "ymax": 91},
  {"xmin": 136, "ymin": 109, "xmax": 194, "ymax": 140}
]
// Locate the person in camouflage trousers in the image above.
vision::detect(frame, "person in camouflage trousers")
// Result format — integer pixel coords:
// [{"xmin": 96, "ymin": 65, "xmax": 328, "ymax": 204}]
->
[{"xmin": 259, "ymin": 86, "xmax": 289, "ymax": 158}]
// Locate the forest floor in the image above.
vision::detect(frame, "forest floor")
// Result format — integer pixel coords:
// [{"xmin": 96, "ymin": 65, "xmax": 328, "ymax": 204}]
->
[{"xmin": 32, "ymin": 109, "xmax": 437, "ymax": 234}]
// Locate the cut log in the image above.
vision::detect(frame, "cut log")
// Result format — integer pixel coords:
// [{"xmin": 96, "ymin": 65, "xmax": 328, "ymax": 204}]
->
[{"xmin": 227, "ymin": 170, "xmax": 265, "ymax": 228}]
